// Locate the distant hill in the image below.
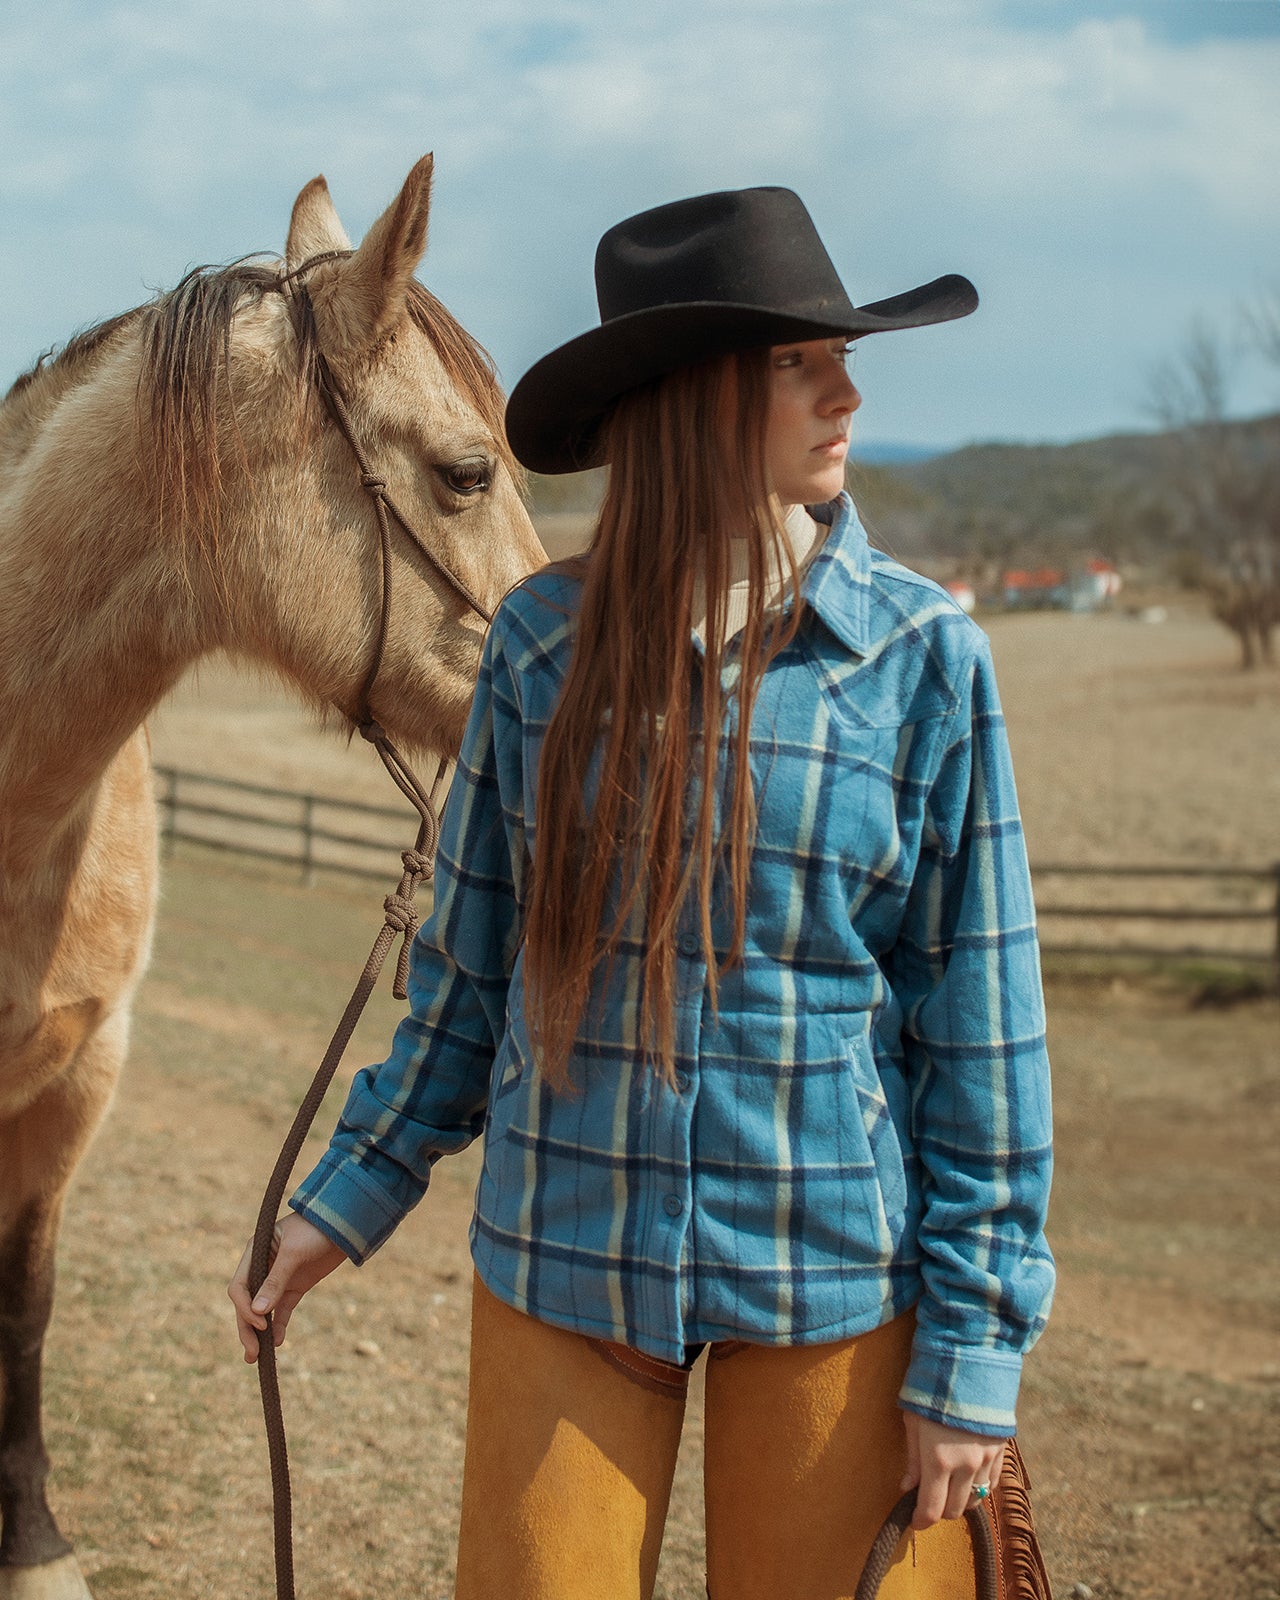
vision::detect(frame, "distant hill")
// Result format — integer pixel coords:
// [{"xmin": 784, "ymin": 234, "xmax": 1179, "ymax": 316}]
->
[
  {"xmin": 855, "ymin": 411, "xmax": 1280, "ymax": 571},
  {"xmin": 848, "ymin": 441, "xmax": 941, "ymax": 467},
  {"xmin": 526, "ymin": 412, "xmax": 1280, "ymax": 575},
  {"xmin": 902, "ymin": 429, "xmax": 1180, "ymax": 519}
]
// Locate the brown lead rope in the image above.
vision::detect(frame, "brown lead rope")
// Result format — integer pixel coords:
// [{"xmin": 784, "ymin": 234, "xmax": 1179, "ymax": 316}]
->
[
  {"xmin": 243, "ymin": 253, "xmax": 498, "ymax": 1600},
  {"xmin": 246, "ymin": 732, "xmax": 449, "ymax": 1600},
  {"xmin": 854, "ymin": 1491, "xmax": 999, "ymax": 1599}
]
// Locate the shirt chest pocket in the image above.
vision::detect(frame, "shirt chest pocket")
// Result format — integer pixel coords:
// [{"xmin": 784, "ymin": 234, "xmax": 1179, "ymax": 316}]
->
[
  {"xmin": 755, "ymin": 636, "xmax": 952, "ymax": 881},
  {"xmin": 750, "ymin": 677, "xmax": 938, "ymax": 888}
]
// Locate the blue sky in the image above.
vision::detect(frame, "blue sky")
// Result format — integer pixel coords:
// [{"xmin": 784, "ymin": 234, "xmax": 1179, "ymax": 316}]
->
[{"xmin": 2, "ymin": 0, "xmax": 1277, "ymax": 450}]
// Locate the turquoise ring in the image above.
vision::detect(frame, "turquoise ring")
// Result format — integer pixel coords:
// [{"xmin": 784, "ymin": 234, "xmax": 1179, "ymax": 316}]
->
[{"xmin": 972, "ymin": 1483, "xmax": 991, "ymax": 1501}]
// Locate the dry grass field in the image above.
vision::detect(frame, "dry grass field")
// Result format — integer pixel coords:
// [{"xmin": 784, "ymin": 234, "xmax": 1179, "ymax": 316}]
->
[{"xmin": 39, "ymin": 575, "xmax": 1280, "ymax": 1598}]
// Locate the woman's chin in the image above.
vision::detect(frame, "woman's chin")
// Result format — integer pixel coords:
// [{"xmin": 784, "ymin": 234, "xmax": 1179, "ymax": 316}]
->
[{"xmin": 775, "ymin": 473, "xmax": 846, "ymax": 507}]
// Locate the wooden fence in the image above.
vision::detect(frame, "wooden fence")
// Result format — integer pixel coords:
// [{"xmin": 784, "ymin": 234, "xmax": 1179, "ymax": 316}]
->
[
  {"xmin": 153, "ymin": 766, "xmax": 1280, "ymax": 974},
  {"xmin": 1032, "ymin": 861, "xmax": 1279, "ymax": 970},
  {"xmin": 154, "ymin": 765, "xmax": 419, "ymax": 886}
]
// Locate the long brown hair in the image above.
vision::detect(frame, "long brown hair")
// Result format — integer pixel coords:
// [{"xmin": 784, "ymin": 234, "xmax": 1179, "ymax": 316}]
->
[{"xmin": 523, "ymin": 347, "xmax": 803, "ymax": 1085}]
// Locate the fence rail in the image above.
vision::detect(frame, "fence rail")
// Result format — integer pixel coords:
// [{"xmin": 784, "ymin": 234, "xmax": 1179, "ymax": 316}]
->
[
  {"xmin": 1032, "ymin": 861, "xmax": 1279, "ymax": 969},
  {"xmin": 153, "ymin": 766, "xmax": 1280, "ymax": 973},
  {"xmin": 154, "ymin": 765, "xmax": 421, "ymax": 886}
]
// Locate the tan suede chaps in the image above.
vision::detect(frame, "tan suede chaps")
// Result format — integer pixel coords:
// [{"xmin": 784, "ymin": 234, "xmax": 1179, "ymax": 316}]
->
[{"xmin": 455, "ymin": 1274, "xmax": 979, "ymax": 1600}]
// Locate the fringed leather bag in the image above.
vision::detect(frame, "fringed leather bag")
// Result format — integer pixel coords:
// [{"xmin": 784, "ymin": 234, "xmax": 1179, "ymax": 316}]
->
[{"xmin": 855, "ymin": 1440, "xmax": 1053, "ymax": 1599}]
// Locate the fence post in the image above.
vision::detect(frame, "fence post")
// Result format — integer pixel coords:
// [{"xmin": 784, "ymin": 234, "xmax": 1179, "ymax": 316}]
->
[
  {"xmin": 301, "ymin": 795, "xmax": 316, "ymax": 887},
  {"xmin": 1273, "ymin": 863, "xmax": 1280, "ymax": 987},
  {"xmin": 160, "ymin": 767, "xmax": 177, "ymax": 859}
]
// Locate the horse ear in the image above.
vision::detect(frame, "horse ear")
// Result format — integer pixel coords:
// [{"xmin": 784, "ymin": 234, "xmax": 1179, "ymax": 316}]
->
[
  {"xmin": 285, "ymin": 175, "xmax": 352, "ymax": 271},
  {"xmin": 311, "ymin": 154, "xmax": 435, "ymax": 361}
]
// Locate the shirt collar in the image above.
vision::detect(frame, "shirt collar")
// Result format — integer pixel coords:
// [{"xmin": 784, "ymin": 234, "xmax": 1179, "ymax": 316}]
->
[{"xmin": 799, "ymin": 492, "xmax": 872, "ymax": 658}]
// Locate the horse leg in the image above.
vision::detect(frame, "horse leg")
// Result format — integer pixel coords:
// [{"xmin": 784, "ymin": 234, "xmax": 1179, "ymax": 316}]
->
[
  {"xmin": 0, "ymin": 1011, "xmax": 127, "ymax": 1600},
  {"xmin": 0, "ymin": 1201, "xmax": 87, "ymax": 1600}
]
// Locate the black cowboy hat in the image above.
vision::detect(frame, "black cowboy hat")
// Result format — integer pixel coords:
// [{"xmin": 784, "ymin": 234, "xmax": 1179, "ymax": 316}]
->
[{"xmin": 505, "ymin": 185, "xmax": 977, "ymax": 476}]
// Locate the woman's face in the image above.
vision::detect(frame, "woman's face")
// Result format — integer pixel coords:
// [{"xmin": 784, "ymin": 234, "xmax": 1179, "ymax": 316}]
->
[{"xmin": 764, "ymin": 337, "xmax": 861, "ymax": 507}]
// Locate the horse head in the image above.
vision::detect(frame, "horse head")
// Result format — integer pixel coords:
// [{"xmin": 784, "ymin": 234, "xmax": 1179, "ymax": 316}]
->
[{"xmin": 147, "ymin": 155, "xmax": 546, "ymax": 759}]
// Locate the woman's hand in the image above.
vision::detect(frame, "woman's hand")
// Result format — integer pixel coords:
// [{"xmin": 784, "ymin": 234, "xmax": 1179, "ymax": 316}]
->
[
  {"xmin": 228, "ymin": 1213, "xmax": 348, "ymax": 1362},
  {"xmin": 900, "ymin": 1412, "xmax": 1007, "ymax": 1530}
]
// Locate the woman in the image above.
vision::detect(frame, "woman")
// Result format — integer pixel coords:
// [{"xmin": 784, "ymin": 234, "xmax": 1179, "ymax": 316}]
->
[{"xmin": 231, "ymin": 187, "xmax": 1054, "ymax": 1599}]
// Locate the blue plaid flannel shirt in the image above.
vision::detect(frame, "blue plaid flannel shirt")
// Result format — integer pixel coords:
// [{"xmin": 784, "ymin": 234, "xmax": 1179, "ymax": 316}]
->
[{"xmin": 293, "ymin": 493, "xmax": 1054, "ymax": 1436}]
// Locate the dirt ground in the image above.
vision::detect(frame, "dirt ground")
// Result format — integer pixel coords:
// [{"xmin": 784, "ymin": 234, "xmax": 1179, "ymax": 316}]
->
[{"xmin": 36, "ymin": 586, "xmax": 1280, "ymax": 1598}]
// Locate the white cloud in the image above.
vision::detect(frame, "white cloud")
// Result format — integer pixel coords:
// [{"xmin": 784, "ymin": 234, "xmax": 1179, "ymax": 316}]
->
[
  {"xmin": 1, "ymin": 0, "xmax": 1277, "ymax": 442},
  {"xmin": 847, "ymin": 11, "xmax": 1280, "ymax": 224}
]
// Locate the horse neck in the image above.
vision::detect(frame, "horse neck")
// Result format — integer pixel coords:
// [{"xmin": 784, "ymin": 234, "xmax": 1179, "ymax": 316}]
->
[{"xmin": 0, "ymin": 339, "xmax": 216, "ymax": 874}]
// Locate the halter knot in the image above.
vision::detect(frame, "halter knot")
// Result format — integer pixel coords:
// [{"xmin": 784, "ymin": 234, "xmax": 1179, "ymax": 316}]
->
[
  {"xmin": 361, "ymin": 473, "xmax": 388, "ymax": 494},
  {"xmin": 358, "ymin": 719, "xmax": 387, "ymax": 744},
  {"xmin": 401, "ymin": 847, "xmax": 432, "ymax": 880},
  {"xmin": 384, "ymin": 892, "xmax": 422, "ymax": 999},
  {"xmin": 382, "ymin": 892, "xmax": 419, "ymax": 937}
]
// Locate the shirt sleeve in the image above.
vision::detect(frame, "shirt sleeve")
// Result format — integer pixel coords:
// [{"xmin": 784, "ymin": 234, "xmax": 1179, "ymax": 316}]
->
[
  {"xmin": 885, "ymin": 634, "xmax": 1055, "ymax": 1437},
  {"xmin": 290, "ymin": 609, "xmax": 528, "ymax": 1264}
]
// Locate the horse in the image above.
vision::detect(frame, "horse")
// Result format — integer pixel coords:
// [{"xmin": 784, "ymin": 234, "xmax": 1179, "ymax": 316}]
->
[{"xmin": 0, "ymin": 155, "xmax": 545, "ymax": 1600}]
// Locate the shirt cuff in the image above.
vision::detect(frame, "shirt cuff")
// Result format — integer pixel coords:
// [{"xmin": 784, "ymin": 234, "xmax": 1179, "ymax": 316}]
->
[
  {"xmin": 290, "ymin": 1150, "xmax": 425, "ymax": 1266},
  {"xmin": 899, "ymin": 1340, "xmax": 1023, "ymax": 1437}
]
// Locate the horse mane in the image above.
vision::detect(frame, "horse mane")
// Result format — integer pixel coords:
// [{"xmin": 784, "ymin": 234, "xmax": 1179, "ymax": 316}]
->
[
  {"xmin": 4, "ymin": 256, "xmax": 519, "ymax": 545},
  {"xmin": 7, "ymin": 309, "xmax": 145, "ymax": 404}
]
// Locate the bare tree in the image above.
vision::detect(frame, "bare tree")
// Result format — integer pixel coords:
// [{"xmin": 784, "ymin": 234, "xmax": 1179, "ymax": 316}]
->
[
  {"xmin": 1242, "ymin": 281, "xmax": 1280, "ymax": 371},
  {"xmin": 1146, "ymin": 312, "xmax": 1280, "ymax": 669}
]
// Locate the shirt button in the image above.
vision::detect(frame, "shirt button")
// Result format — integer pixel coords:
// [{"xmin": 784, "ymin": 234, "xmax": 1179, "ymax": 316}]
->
[
  {"xmin": 678, "ymin": 933, "xmax": 699, "ymax": 957},
  {"xmin": 675, "ymin": 1071, "xmax": 691, "ymax": 1093},
  {"xmin": 663, "ymin": 1194, "xmax": 684, "ymax": 1217}
]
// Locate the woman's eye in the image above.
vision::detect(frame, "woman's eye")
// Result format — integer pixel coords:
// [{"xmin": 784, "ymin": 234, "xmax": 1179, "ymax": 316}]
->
[{"xmin": 441, "ymin": 461, "xmax": 491, "ymax": 495}]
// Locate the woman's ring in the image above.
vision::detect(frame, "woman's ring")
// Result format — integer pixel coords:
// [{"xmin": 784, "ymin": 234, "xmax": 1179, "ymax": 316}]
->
[{"xmin": 971, "ymin": 1483, "xmax": 991, "ymax": 1501}]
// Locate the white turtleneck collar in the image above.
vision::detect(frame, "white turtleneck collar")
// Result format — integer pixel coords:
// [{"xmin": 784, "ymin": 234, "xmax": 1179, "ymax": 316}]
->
[{"xmin": 691, "ymin": 502, "xmax": 828, "ymax": 647}]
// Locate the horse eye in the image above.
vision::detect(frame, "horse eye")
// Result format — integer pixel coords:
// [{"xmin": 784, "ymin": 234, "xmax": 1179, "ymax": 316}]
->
[{"xmin": 441, "ymin": 460, "xmax": 492, "ymax": 496}]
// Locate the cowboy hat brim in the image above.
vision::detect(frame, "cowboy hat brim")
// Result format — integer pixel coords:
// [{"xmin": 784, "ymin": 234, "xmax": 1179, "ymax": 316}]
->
[{"xmin": 505, "ymin": 273, "xmax": 977, "ymax": 476}]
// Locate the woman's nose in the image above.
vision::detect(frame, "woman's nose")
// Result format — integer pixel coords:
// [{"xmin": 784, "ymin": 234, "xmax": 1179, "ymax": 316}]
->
[{"xmin": 824, "ymin": 373, "xmax": 861, "ymax": 417}]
